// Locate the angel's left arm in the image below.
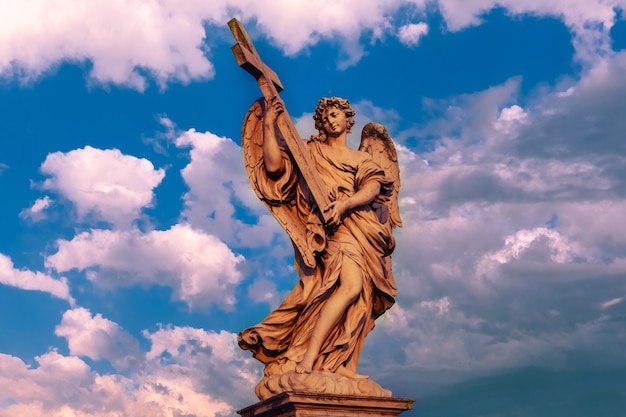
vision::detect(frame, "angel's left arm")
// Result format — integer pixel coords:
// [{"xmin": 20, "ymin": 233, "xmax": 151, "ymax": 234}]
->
[
  {"xmin": 325, "ymin": 180, "xmax": 380, "ymax": 227},
  {"xmin": 344, "ymin": 181, "xmax": 381, "ymax": 210}
]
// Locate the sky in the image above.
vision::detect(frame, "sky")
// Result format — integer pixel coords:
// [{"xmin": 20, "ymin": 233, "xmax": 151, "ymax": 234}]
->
[{"xmin": 1, "ymin": 1, "xmax": 626, "ymax": 416}]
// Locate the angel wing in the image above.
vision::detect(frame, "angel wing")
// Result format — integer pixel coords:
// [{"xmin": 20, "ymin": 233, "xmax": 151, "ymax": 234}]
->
[
  {"xmin": 359, "ymin": 122, "xmax": 402, "ymax": 229},
  {"xmin": 241, "ymin": 99, "xmax": 317, "ymax": 268}
]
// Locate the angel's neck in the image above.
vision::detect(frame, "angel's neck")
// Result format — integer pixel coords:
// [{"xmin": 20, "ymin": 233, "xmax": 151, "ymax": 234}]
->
[{"xmin": 325, "ymin": 133, "xmax": 348, "ymax": 148}]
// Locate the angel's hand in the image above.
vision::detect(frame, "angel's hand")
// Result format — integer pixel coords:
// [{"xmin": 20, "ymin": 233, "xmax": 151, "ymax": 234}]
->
[
  {"xmin": 264, "ymin": 96, "xmax": 285, "ymax": 124},
  {"xmin": 324, "ymin": 199, "xmax": 350, "ymax": 228}
]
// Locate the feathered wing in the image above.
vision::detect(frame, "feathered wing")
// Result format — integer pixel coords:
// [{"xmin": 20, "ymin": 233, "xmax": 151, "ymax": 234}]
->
[
  {"xmin": 242, "ymin": 99, "xmax": 317, "ymax": 268},
  {"xmin": 359, "ymin": 122, "xmax": 402, "ymax": 229}
]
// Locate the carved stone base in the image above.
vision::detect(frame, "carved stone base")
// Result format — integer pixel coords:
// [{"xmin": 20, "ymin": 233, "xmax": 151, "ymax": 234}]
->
[
  {"xmin": 238, "ymin": 392, "xmax": 415, "ymax": 417},
  {"xmin": 255, "ymin": 369, "xmax": 392, "ymax": 400}
]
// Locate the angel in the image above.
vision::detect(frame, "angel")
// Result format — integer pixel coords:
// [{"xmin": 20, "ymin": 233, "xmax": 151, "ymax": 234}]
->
[{"xmin": 238, "ymin": 95, "xmax": 402, "ymax": 397}]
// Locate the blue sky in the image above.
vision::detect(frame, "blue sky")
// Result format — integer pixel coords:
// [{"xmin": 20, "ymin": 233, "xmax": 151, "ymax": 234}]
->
[{"xmin": 1, "ymin": 1, "xmax": 626, "ymax": 416}]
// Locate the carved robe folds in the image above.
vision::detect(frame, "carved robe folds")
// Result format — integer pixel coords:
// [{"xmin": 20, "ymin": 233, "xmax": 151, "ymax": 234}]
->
[{"xmin": 239, "ymin": 137, "xmax": 397, "ymax": 380}]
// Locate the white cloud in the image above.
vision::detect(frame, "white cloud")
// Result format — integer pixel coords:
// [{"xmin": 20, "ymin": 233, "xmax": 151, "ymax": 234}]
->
[
  {"xmin": 236, "ymin": 0, "xmax": 624, "ymax": 67},
  {"xmin": 294, "ymin": 111, "xmax": 317, "ymax": 141},
  {"xmin": 398, "ymin": 77, "xmax": 521, "ymax": 149},
  {"xmin": 392, "ymin": 70, "xmax": 626, "ymax": 286},
  {"xmin": 479, "ymin": 227, "xmax": 587, "ymax": 267},
  {"xmin": 0, "ymin": 253, "xmax": 74, "ymax": 305},
  {"xmin": 0, "ymin": 163, "xmax": 7, "ymax": 174},
  {"xmin": 143, "ymin": 115, "xmax": 179, "ymax": 155},
  {"xmin": 437, "ymin": 0, "xmax": 625, "ymax": 63},
  {"xmin": 28, "ymin": 196, "xmax": 53, "ymax": 213},
  {"xmin": 175, "ymin": 128, "xmax": 283, "ymax": 248},
  {"xmin": 0, "ymin": 0, "xmax": 220, "ymax": 89},
  {"xmin": 0, "ymin": 323, "xmax": 260, "ymax": 417},
  {"xmin": 3, "ymin": 1, "xmax": 622, "ymax": 86},
  {"xmin": 234, "ymin": 0, "xmax": 401, "ymax": 68},
  {"xmin": 0, "ymin": 0, "xmax": 403, "ymax": 85},
  {"xmin": 600, "ymin": 296, "xmax": 624, "ymax": 309},
  {"xmin": 562, "ymin": 200, "xmax": 626, "ymax": 249},
  {"xmin": 493, "ymin": 104, "xmax": 528, "ymax": 133},
  {"xmin": 40, "ymin": 146, "xmax": 165, "ymax": 229},
  {"xmin": 45, "ymin": 224, "xmax": 243, "ymax": 310},
  {"xmin": 19, "ymin": 196, "xmax": 53, "ymax": 222},
  {"xmin": 371, "ymin": 299, "xmax": 625, "ymax": 381},
  {"xmin": 397, "ymin": 22, "xmax": 429, "ymax": 47},
  {"xmin": 246, "ymin": 277, "xmax": 280, "ymax": 308},
  {"xmin": 474, "ymin": 227, "xmax": 590, "ymax": 291},
  {"xmin": 0, "ymin": 351, "xmax": 94, "ymax": 412},
  {"xmin": 55, "ymin": 308, "xmax": 141, "ymax": 371},
  {"xmin": 513, "ymin": 52, "xmax": 626, "ymax": 161},
  {"xmin": 353, "ymin": 100, "xmax": 401, "ymax": 131},
  {"xmin": 353, "ymin": 52, "xmax": 626, "ymax": 388},
  {"xmin": 144, "ymin": 325, "xmax": 260, "ymax": 407}
]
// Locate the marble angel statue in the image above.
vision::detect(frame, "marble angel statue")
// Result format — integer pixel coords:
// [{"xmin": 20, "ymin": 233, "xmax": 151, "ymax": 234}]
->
[{"xmin": 237, "ymin": 95, "xmax": 403, "ymax": 399}]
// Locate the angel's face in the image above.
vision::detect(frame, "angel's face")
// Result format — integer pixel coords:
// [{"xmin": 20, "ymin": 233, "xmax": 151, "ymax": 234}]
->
[{"xmin": 322, "ymin": 106, "xmax": 349, "ymax": 137}]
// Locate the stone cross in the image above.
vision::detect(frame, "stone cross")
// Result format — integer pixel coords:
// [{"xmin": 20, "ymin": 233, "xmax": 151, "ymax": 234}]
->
[{"xmin": 228, "ymin": 18, "xmax": 332, "ymax": 223}]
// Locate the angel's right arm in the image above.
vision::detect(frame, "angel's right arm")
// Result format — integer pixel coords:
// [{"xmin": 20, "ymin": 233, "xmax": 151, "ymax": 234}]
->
[{"xmin": 262, "ymin": 97, "xmax": 286, "ymax": 176}]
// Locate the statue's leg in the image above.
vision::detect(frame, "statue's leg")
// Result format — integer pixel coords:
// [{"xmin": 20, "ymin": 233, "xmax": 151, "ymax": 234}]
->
[{"xmin": 295, "ymin": 256, "xmax": 362, "ymax": 374}]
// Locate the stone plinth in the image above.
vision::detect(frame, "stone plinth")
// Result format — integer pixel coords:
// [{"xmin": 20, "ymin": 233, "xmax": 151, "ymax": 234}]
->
[{"xmin": 238, "ymin": 392, "xmax": 415, "ymax": 417}]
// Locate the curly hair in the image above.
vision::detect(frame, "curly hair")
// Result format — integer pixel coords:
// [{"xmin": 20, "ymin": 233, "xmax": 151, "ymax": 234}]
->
[{"xmin": 311, "ymin": 97, "xmax": 356, "ymax": 141}]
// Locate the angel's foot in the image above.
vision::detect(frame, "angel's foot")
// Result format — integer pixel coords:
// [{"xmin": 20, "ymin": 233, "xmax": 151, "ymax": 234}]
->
[
  {"xmin": 334, "ymin": 366, "xmax": 369, "ymax": 379},
  {"xmin": 295, "ymin": 356, "xmax": 314, "ymax": 374}
]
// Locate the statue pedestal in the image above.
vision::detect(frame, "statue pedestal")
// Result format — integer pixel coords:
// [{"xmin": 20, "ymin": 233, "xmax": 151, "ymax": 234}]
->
[{"xmin": 238, "ymin": 392, "xmax": 415, "ymax": 417}]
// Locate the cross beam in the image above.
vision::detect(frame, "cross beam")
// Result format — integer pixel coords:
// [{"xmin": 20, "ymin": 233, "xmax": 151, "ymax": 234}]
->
[
  {"xmin": 228, "ymin": 18, "xmax": 332, "ymax": 223},
  {"xmin": 228, "ymin": 19, "xmax": 284, "ymax": 97}
]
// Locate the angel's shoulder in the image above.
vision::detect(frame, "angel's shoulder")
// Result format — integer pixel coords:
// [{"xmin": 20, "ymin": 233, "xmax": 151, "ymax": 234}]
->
[{"xmin": 350, "ymin": 147, "xmax": 373, "ymax": 164}]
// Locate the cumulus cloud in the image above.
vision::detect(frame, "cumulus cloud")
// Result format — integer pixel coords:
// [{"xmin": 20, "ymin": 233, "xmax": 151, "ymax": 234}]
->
[
  {"xmin": 234, "ymin": 0, "xmax": 404, "ymax": 68},
  {"xmin": 398, "ymin": 22, "xmax": 429, "ymax": 47},
  {"xmin": 142, "ymin": 115, "xmax": 179, "ymax": 155},
  {"xmin": 370, "ymin": 297, "xmax": 626, "ymax": 384},
  {"xmin": 437, "ymin": 0, "xmax": 618, "ymax": 31},
  {"xmin": 19, "ymin": 196, "xmax": 53, "ymax": 222},
  {"xmin": 600, "ymin": 296, "xmax": 624, "ymax": 309},
  {"xmin": 0, "ymin": 324, "xmax": 259, "ymax": 417},
  {"xmin": 396, "ymin": 77, "xmax": 522, "ymax": 150},
  {"xmin": 3, "ymin": 1, "xmax": 623, "ymax": 87},
  {"xmin": 353, "ymin": 100, "xmax": 402, "ymax": 133},
  {"xmin": 55, "ymin": 308, "xmax": 141, "ymax": 371},
  {"xmin": 437, "ymin": 0, "xmax": 625, "ymax": 63},
  {"xmin": 0, "ymin": 0, "xmax": 404, "ymax": 84},
  {"xmin": 513, "ymin": 53, "xmax": 626, "ymax": 162},
  {"xmin": 0, "ymin": 0, "xmax": 222, "ymax": 89},
  {"xmin": 144, "ymin": 325, "xmax": 260, "ymax": 408},
  {"xmin": 246, "ymin": 277, "xmax": 280, "ymax": 308},
  {"xmin": 0, "ymin": 253, "xmax": 74, "ymax": 305},
  {"xmin": 355, "ymin": 51, "xmax": 626, "ymax": 389},
  {"xmin": 40, "ymin": 146, "xmax": 165, "ymax": 228},
  {"xmin": 476, "ymin": 227, "xmax": 589, "ymax": 276},
  {"xmin": 493, "ymin": 104, "xmax": 528, "ymax": 134},
  {"xmin": 45, "ymin": 224, "xmax": 244, "ymax": 310},
  {"xmin": 334, "ymin": 52, "xmax": 626, "ymax": 394},
  {"xmin": 0, "ymin": 351, "xmax": 95, "ymax": 415},
  {"xmin": 174, "ymin": 128, "xmax": 283, "ymax": 248}
]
